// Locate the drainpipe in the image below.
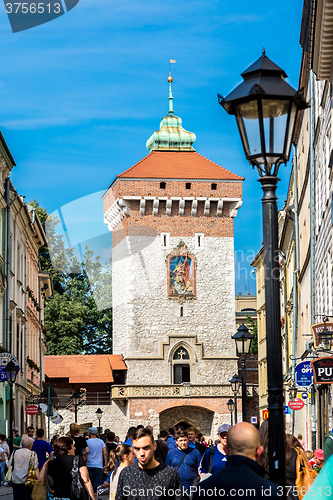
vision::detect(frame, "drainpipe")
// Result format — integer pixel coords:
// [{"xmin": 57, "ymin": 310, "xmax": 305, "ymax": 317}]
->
[
  {"xmin": 309, "ymin": 69, "xmax": 316, "ymax": 450},
  {"xmin": 5, "ymin": 178, "xmax": 10, "ymax": 352}
]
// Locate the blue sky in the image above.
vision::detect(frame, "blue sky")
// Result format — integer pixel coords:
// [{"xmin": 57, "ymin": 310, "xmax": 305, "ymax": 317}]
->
[{"xmin": 0, "ymin": 0, "xmax": 304, "ymax": 294}]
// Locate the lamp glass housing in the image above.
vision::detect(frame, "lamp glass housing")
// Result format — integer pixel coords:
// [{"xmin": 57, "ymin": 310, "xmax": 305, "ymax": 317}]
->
[
  {"xmin": 289, "ymin": 386, "xmax": 297, "ymax": 400},
  {"xmin": 319, "ymin": 325, "xmax": 333, "ymax": 351},
  {"xmin": 230, "ymin": 374, "xmax": 241, "ymax": 394},
  {"xmin": 227, "ymin": 398, "xmax": 235, "ymax": 413},
  {"xmin": 4, "ymin": 360, "xmax": 19, "ymax": 383},
  {"xmin": 95, "ymin": 408, "xmax": 103, "ymax": 417}
]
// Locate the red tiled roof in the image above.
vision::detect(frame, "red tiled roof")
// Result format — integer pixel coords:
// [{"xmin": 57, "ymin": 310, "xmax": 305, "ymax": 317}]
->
[
  {"xmin": 44, "ymin": 355, "xmax": 127, "ymax": 384},
  {"xmin": 117, "ymin": 151, "xmax": 244, "ymax": 181}
]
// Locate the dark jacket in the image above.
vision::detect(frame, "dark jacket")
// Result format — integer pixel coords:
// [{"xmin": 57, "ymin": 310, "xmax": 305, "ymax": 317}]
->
[{"xmin": 192, "ymin": 454, "xmax": 278, "ymax": 500}]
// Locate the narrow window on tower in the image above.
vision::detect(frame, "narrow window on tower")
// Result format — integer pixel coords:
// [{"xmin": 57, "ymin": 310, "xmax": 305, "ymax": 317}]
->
[
  {"xmin": 211, "ymin": 183, "xmax": 217, "ymax": 190},
  {"xmin": 161, "ymin": 233, "xmax": 170, "ymax": 249},
  {"xmin": 160, "ymin": 181, "xmax": 166, "ymax": 189},
  {"xmin": 195, "ymin": 233, "xmax": 204, "ymax": 249},
  {"xmin": 180, "ymin": 306, "xmax": 183, "ymax": 317},
  {"xmin": 186, "ymin": 182, "xmax": 191, "ymax": 190}
]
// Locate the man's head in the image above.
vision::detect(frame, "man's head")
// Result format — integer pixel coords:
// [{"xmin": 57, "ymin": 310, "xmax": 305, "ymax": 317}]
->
[
  {"xmin": 27, "ymin": 426, "xmax": 34, "ymax": 438},
  {"xmin": 36, "ymin": 428, "xmax": 44, "ymax": 439},
  {"xmin": 187, "ymin": 426, "xmax": 197, "ymax": 444},
  {"xmin": 175, "ymin": 430, "xmax": 189, "ymax": 451},
  {"xmin": 70, "ymin": 423, "xmax": 80, "ymax": 435},
  {"xmin": 127, "ymin": 426, "xmax": 137, "ymax": 439},
  {"xmin": 106, "ymin": 431, "xmax": 115, "ymax": 443},
  {"xmin": 88, "ymin": 427, "xmax": 98, "ymax": 437},
  {"xmin": 132, "ymin": 428, "xmax": 157, "ymax": 469},
  {"xmin": 159, "ymin": 430, "xmax": 168, "ymax": 441},
  {"xmin": 227, "ymin": 422, "xmax": 263, "ymax": 461},
  {"xmin": 12, "ymin": 427, "xmax": 19, "ymax": 435},
  {"xmin": 168, "ymin": 427, "xmax": 175, "ymax": 437},
  {"xmin": 218, "ymin": 423, "xmax": 231, "ymax": 448}
]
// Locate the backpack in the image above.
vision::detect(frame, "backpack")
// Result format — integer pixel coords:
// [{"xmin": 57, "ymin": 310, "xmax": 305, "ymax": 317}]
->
[{"xmin": 71, "ymin": 456, "xmax": 89, "ymax": 500}]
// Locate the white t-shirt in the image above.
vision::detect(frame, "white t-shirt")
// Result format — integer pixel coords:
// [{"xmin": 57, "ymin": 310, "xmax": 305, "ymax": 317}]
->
[
  {"xmin": 86, "ymin": 438, "xmax": 105, "ymax": 468},
  {"xmin": 9, "ymin": 449, "xmax": 38, "ymax": 484}
]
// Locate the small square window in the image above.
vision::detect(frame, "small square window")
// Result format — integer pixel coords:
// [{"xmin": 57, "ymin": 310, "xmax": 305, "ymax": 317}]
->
[
  {"xmin": 211, "ymin": 183, "xmax": 217, "ymax": 190},
  {"xmin": 186, "ymin": 183, "xmax": 191, "ymax": 190},
  {"xmin": 160, "ymin": 182, "xmax": 166, "ymax": 189}
]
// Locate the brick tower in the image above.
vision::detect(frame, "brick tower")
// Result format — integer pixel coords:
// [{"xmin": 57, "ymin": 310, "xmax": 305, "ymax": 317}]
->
[{"xmin": 103, "ymin": 73, "xmax": 250, "ymax": 436}]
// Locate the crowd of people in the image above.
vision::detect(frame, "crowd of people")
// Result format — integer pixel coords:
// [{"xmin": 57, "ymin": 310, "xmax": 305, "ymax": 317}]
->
[{"xmin": 0, "ymin": 421, "xmax": 331, "ymax": 499}]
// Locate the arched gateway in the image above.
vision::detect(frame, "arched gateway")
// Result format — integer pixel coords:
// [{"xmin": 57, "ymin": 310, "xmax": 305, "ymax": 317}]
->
[{"xmin": 159, "ymin": 406, "xmax": 214, "ymax": 436}]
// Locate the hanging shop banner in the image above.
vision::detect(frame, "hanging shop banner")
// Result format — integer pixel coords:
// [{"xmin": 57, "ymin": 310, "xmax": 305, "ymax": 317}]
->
[
  {"xmin": 295, "ymin": 361, "xmax": 313, "ymax": 387},
  {"xmin": 311, "ymin": 322, "xmax": 333, "ymax": 349},
  {"xmin": 311, "ymin": 357, "xmax": 333, "ymax": 384}
]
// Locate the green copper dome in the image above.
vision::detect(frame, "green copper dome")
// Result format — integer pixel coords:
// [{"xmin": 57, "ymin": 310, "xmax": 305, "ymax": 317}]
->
[{"xmin": 146, "ymin": 72, "xmax": 196, "ymax": 152}]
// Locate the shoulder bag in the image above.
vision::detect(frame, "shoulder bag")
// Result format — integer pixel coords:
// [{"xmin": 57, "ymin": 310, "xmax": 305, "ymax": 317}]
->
[
  {"xmin": 26, "ymin": 451, "xmax": 38, "ymax": 487},
  {"xmin": 295, "ymin": 447, "xmax": 318, "ymax": 499},
  {"xmin": 5, "ymin": 450, "xmax": 16, "ymax": 484},
  {"xmin": 71, "ymin": 455, "xmax": 90, "ymax": 500}
]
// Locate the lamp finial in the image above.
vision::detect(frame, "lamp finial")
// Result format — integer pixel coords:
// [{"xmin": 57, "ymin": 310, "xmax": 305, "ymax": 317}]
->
[{"xmin": 262, "ymin": 47, "xmax": 266, "ymax": 56}]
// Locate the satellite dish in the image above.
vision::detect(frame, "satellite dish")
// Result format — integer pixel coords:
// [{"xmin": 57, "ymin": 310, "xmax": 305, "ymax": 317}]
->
[
  {"xmin": 39, "ymin": 403, "xmax": 47, "ymax": 413},
  {"xmin": 51, "ymin": 414, "xmax": 63, "ymax": 424}
]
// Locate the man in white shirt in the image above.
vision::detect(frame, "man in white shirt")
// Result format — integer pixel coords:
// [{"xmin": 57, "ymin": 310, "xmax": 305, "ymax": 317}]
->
[{"xmin": 86, "ymin": 426, "xmax": 107, "ymax": 494}]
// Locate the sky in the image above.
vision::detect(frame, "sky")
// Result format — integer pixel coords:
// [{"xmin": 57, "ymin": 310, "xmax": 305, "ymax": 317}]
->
[{"xmin": 0, "ymin": 0, "xmax": 304, "ymax": 294}]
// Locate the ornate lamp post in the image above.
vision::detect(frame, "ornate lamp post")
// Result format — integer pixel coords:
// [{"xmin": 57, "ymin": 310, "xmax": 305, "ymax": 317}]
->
[
  {"xmin": 72, "ymin": 391, "xmax": 81, "ymax": 424},
  {"xmin": 289, "ymin": 385, "xmax": 297, "ymax": 401},
  {"xmin": 219, "ymin": 50, "xmax": 308, "ymax": 487},
  {"xmin": 232, "ymin": 324, "xmax": 254, "ymax": 422},
  {"xmin": 227, "ymin": 398, "xmax": 235, "ymax": 426},
  {"xmin": 4, "ymin": 360, "xmax": 19, "ymax": 455},
  {"xmin": 96, "ymin": 407, "xmax": 103, "ymax": 434},
  {"xmin": 229, "ymin": 374, "xmax": 241, "ymax": 425}
]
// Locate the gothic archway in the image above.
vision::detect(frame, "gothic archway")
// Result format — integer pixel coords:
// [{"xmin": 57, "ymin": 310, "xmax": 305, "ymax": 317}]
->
[{"xmin": 159, "ymin": 405, "xmax": 214, "ymax": 436}]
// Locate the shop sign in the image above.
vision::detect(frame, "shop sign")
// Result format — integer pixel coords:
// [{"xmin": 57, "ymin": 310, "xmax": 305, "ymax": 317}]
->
[
  {"xmin": 301, "ymin": 392, "xmax": 308, "ymax": 400},
  {"xmin": 0, "ymin": 353, "xmax": 19, "ymax": 382},
  {"xmin": 311, "ymin": 322, "xmax": 333, "ymax": 349},
  {"xmin": 284, "ymin": 406, "xmax": 291, "ymax": 414},
  {"xmin": 288, "ymin": 399, "xmax": 304, "ymax": 410},
  {"xmin": 263, "ymin": 410, "xmax": 269, "ymax": 420},
  {"xmin": 311, "ymin": 357, "xmax": 333, "ymax": 384},
  {"xmin": 295, "ymin": 361, "xmax": 313, "ymax": 387},
  {"xmin": 25, "ymin": 405, "xmax": 39, "ymax": 415}
]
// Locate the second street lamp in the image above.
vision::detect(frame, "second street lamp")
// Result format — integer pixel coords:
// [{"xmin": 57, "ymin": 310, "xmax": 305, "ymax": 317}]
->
[
  {"xmin": 232, "ymin": 323, "xmax": 254, "ymax": 422},
  {"xmin": 96, "ymin": 407, "xmax": 103, "ymax": 434},
  {"xmin": 72, "ymin": 391, "xmax": 81, "ymax": 424},
  {"xmin": 219, "ymin": 50, "xmax": 308, "ymax": 488},
  {"xmin": 227, "ymin": 398, "xmax": 235, "ymax": 426},
  {"xmin": 229, "ymin": 374, "xmax": 241, "ymax": 425}
]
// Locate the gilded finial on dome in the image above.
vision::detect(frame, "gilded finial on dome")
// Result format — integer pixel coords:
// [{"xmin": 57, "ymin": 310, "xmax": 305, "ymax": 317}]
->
[{"xmin": 168, "ymin": 71, "xmax": 174, "ymax": 115}]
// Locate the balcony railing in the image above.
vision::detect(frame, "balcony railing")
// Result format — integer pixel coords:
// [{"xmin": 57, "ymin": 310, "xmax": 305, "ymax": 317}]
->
[{"xmin": 111, "ymin": 384, "xmax": 259, "ymax": 400}]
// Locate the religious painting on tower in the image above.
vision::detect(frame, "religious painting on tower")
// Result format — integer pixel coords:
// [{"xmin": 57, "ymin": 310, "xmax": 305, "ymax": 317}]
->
[{"xmin": 168, "ymin": 254, "xmax": 196, "ymax": 297}]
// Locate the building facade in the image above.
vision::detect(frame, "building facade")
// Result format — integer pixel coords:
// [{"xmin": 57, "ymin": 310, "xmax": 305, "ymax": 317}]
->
[{"xmin": 103, "ymin": 74, "xmax": 258, "ymax": 436}]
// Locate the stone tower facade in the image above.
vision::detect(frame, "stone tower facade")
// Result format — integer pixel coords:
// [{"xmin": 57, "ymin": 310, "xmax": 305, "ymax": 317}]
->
[{"xmin": 103, "ymin": 75, "xmax": 254, "ymax": 436}]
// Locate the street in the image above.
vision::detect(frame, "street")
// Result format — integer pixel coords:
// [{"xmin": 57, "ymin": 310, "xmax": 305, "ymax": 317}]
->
[{"xmin": 0, "ymin": 487, "xmax": 13, "ymax": 500}]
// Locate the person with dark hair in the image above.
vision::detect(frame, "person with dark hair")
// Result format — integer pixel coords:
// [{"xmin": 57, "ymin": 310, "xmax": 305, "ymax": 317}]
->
[
  {"xmin": 154, "ymin": 430, "xmax": 169, "ymax": 463},
  {"xmin": 47, "ymin": 436, "xmax": 94, "ymax": 499},
  {"xmin": 167, "ymin": 427, "xmax": 177, "ymax": 450},
  {"xmin": 70, "ymin": 423, "xmax": 88, "ymax": 458},
  {"xmin": 192, "ymin": 423, "xmax": 278, "ymax": 500},
  {"xmin": 116, "ymin": 427, "xmax": 182, "ymax": 500},
  {"xmin": 165, "ymin": 430, "xmax": 201, "ymax": 494},
  {"xmin": 187, "ymin": 427, "xmax": 206, "ymax": 455},
  {"xmin": 106, "ymin": 431, "xmax": 117, "ymax": 459},
  {"xmin": 31, "ymin": 428, "xmax": 53, "ymax": 470},
  {"xmin": 27, "ymin": 427, "xmax": 35, "ymax": 439},
  {"xmin": 124, "ymin": 427, "xmax": 137, "ymax": 447}
]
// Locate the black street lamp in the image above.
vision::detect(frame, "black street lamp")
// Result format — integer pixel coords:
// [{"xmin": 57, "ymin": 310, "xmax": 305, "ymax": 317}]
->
[
  {"xmin": 72, "ymin": 391, "xmax": 81, "ymax": 424},
  {"xmin": 227, "ymin": 398, "xmax": 235, "ymax": 426},
  {"xmin": 4, "ymin": 360, "xmax": 19, "ymax": 455},
  {"xmin": 229, "ymin": 374, "xmax": 241, "ymax": 425},
  {"xmin": 289, "ymin": 386, "xmax": 297, "ymax": 401},
  {"xmin": 232, "ymin": 324, "xmax": 254, "ymax": 422},
  {"xmin": 219, "ymin": 50, "xmax": 308, "ymax": 488},
  {"xmin": 318, "ymin": 318, "xmax": 333, "ymax": 351},
  {"xmin": 95, "ymin": 408, "xmax": 103, "ymax": 434}
]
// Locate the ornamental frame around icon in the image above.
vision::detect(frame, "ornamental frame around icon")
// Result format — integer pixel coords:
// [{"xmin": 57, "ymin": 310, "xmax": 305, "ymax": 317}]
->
[{"xmin": 167, "ymin": 252, "xmax": 196, "ymax": 299}]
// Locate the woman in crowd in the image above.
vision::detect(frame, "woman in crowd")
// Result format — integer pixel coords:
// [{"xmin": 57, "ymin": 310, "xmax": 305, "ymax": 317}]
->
[
  {"xmin": 8, "ymin": 435, "xmax": 38, "ymax": 500},
  {"xmin": 109, "ymin": 444, "xmax": 134, "ymax": 500},
  {"xmin": 70, "ymin": 423, "xmax": 88, "ymax": 459},
  {"xmin": 47, "ymin": 436, "xmax": 94, "ymax": 500}
]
